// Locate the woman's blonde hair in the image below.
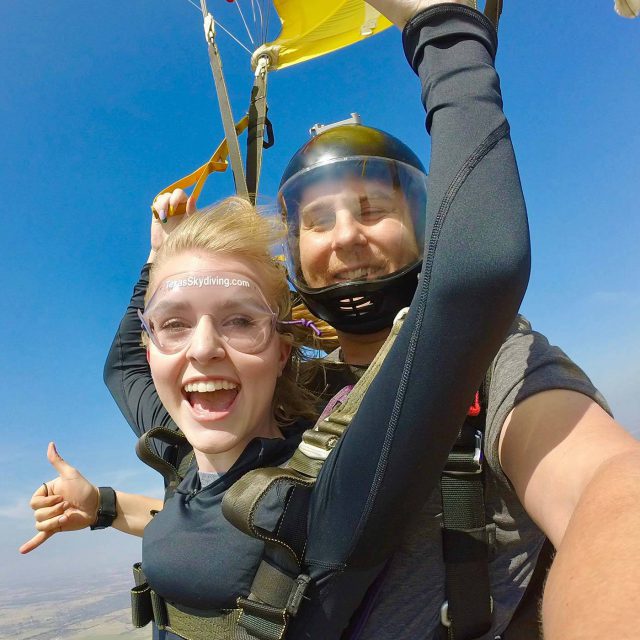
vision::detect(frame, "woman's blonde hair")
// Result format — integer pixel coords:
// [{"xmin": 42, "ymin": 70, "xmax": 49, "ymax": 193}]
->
[{"xmin": 147, "ymin": 196, "xmax": 319, "ymax": 426}]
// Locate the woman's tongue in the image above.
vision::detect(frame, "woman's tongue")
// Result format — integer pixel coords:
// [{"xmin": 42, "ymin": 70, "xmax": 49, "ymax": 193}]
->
[{"xmin": 188, "ymin": 389, "xmax": 238, "ymax": 416}]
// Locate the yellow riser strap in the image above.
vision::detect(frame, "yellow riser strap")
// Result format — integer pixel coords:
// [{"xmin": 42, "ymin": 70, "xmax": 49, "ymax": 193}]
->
[{"xmin": 151, "ymin": 116, "xmax": 249, "ymax": 220}]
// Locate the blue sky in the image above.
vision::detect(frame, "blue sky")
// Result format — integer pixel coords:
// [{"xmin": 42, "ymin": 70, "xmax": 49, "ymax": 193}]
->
[{"xmin": 1, "ymin": 0, "xmax": 639, "ymax": 599}]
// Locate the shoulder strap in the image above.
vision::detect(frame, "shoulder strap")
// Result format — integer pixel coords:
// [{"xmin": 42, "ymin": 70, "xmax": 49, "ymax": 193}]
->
[
  {"xmin": 221, "ymin": 308, "xmax": 409, "ymax": 638},
  {"xmin": 135, "ymin": 427, "xmax": 192, "ymax": 495},
  {"xmin": 440, "ymin": 374, "xmax": 493, "ymax": 639},
  {"xmin": 286, "ymin": 308, "xmax": 408, "ymax": 478}
]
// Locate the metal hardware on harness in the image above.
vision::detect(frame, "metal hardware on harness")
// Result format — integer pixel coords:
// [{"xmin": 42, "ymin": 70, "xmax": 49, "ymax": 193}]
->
[
  {"xmin": 440, "ymin": 597, "xmax": 493, "ymax": 628},
  {"xmin": 286, "ymin": 574, "xmax": 311, "ymax": 616},
  {"xmin": 443, "ymin": 430, "xmax": 483, "ymax": 476}
]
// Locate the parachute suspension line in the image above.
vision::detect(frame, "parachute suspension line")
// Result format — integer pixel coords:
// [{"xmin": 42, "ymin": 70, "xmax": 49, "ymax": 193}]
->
[
  {"xmin": 200, "ymin": 1, "xmax": 250, "ymax": 200},
  {"xmin": 263, "ymin": 0, "xmax": 273, "ymax": 48},
  {"xmin": 184, "ymin": 0, "xmax": 253, "ymax": 54},
  {"xmin": 250, "ymin": 0, "xmax": 263, "ymax": 41},
  {"xmin": 234, "ymin": 0, "xmax": 255, "ymax": 46}
]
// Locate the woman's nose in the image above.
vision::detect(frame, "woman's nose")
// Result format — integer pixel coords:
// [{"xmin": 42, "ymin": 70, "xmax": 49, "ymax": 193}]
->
[{"xmin": 185, "ymin": 316, "xmax": 227, "ymax": 363}]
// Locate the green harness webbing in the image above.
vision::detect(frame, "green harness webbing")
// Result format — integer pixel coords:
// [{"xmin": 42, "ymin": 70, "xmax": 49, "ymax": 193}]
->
[{"xmin": 135, "ymin": 426, "xmax": 193, "ymax": 497}]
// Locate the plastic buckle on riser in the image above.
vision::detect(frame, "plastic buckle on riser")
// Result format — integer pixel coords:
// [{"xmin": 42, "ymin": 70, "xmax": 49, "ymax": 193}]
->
[
  {"xmin": 286, "ymin": 574, "xmax": 311, "ymax": 616},
  {"xmin": 443, "ymin": 430, "xmax": 483, "ymax": 476},
  {"xmin": 440, "ymin": 596, "xmax": 493, "ymax": 628}
]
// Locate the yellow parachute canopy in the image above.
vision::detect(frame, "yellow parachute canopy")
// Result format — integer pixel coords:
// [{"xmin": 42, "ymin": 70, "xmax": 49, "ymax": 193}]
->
[{"xmin": 253, "ymin": 0, "xmax": 393, "ymax": 71}]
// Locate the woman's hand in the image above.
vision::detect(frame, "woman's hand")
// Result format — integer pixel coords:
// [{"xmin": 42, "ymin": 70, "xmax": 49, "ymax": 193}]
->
[
  {"xmin": 19, "ymin": 443, "xmax": 100, "ymax": 554},
  {"xmin": 367, "ymin": 0, "xmax": 471, "ymax": 29},
  {"xmin": 149, "ymin": 188, "xmax": 196, "ymax": 262}
]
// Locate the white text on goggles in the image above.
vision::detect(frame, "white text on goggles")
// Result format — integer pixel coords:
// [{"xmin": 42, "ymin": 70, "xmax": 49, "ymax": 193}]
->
[{"xmin": 139, "ymin": 272, "xmax": 277, "ymax": 355}]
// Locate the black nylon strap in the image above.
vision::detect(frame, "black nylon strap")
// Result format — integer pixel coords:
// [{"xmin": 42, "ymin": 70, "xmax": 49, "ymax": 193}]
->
[
  {"xmin": 246, "ymin": 61, "xmax": 269, "ymax": 204},
  {"xmin": 441, "ymin": 411, "xmax": 492, "ymax": 639}
]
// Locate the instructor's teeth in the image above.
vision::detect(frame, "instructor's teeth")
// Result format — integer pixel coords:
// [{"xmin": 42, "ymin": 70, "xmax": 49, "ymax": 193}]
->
[
  {"xmin": 341, "ymin": 268, "xmax": 371, "ymax": 280},
  {"xmin": 198, "ymin": 382, "xmax": 207, "ymax": 393}
]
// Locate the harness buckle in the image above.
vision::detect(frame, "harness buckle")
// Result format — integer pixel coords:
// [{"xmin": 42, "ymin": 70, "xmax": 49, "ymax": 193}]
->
[
  {"xmin": 440, "ymin": 596, "xmax": 493, "ymax": 628},
  {"xmin": 443, "ymin": 430, "xmax": 483, "ymax": 476},
  {"xmin": 286, "ymin": 574, "xmax": 311, "ymax": 616}
]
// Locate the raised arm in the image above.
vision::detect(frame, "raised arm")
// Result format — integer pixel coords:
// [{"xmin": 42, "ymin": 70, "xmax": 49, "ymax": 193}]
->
[
  {"xmin": 292, "ymin": 3, "xmax": 530, "ymax": 635},
  {"xmin": 104, "ymin": 192, "xmax": 192, "ymax": 446}
]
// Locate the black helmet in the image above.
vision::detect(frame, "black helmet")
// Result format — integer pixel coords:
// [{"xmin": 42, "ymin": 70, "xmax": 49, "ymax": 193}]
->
[{"xmin": 278, "ymin": 116, "xmax": 428, "ymax": 334}]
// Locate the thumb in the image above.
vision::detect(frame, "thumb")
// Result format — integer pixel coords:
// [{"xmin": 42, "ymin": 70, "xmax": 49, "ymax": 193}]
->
[{"xmin": 47, "ymin": 442, "xmax": 76, "ymax": 478}]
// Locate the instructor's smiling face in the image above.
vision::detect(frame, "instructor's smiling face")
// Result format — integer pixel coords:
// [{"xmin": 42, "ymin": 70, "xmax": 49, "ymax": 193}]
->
[
  {"xmin": 297, "ymin": 177, "xmax": 420, "ymax": 289},
  {"xmin": 146, "ymin": 251, "xmax": 290, "ymax": 472}
]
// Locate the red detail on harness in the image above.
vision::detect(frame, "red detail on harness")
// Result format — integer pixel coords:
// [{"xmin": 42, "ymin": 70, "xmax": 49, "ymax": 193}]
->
[{"xmin": 468, "ymin": 391, "xmax": 481, "ymax": 417}]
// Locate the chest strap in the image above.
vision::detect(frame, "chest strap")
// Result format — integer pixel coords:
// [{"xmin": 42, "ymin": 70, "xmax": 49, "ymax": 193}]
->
[{"xmin": 131, "ymin": 563, "xmax": 254, "ymax": 640}]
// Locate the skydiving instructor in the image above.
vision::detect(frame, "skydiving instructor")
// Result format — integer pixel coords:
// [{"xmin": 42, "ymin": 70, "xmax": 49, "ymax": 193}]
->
[{"xmin": 104, "ymin": 0, "xmax": 640, "ymax": 638}]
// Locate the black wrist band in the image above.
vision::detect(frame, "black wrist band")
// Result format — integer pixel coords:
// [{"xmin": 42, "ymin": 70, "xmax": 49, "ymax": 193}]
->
[{"xmin": 90, "ymin": 487, "xmax": 117, "ymax": 530}]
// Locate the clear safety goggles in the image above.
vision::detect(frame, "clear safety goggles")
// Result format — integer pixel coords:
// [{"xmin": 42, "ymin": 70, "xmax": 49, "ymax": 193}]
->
[
  {"xmin": 278, "ymin": 156, "xmax": 428, "ymax": 291},
  {"xmin": 139, "ymin": 271, "xmax": 278, "ymax": 355}
]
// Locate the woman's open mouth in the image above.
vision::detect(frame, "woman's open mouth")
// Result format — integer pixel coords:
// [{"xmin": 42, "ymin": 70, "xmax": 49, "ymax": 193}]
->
[{"xmin": 183, "ymin": 380, "xmax": 239, "ymax": 420}]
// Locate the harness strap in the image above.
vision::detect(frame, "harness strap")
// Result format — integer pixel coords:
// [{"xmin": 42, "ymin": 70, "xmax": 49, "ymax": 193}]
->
[
  {"xmin": 440, "ymin": 395, "xmax": 492, "ymax": 639},
  {"xmin": 131, "ymin": 570, "xmax": 310, "ymax": 640},
  {"xmin": 287, "ymin": 308, "xmax": 409, "ymax": 479},
  {"xmin": 201, "ymin": 7, "xmax": 249, "ymax": 199},
  {"xmin": 130, "ymin": 569, "xmax": 257, "ymax": 640},
  {"xmin": 220, "ymin": 309, "xmax": 409, "ymax": 637},
  {"xmin": 246, "ymin": 56, "xmax": 270, "ymax": 204},
  {"xmin": 135, "ymin": 427, "xmax": 189, "ymax": 491}
]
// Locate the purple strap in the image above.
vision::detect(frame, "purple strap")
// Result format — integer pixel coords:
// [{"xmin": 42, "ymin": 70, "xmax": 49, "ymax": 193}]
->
[
  {"xmin": 317, "ymin": 384, "xmax": 354, "ymax": 424},
  {"xmin": 280, "ymin": 318, "xmax": 322, "ymax": 336}
]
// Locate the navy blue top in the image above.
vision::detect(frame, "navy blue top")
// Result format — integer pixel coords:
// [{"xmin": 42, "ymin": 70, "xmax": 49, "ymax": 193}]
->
[{"xmin": 143, "ymin": 428, "xmax": 305, "ymax": 611}]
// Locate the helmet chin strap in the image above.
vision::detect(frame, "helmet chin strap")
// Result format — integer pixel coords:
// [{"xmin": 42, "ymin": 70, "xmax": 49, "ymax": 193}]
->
[{"xmin": 293, "ymin": 260, "xmax": 422, "ymax": 335}]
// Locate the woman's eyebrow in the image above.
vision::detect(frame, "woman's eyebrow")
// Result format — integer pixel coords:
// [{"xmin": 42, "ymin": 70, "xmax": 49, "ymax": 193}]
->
[{"xmin": 149, "ymin": 300, "xmax": 190, "ymax": 315}]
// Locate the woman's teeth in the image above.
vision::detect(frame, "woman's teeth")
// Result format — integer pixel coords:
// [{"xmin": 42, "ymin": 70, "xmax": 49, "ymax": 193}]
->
[{"xmin": 183, "ymin": 381, "xmax": 238, "ymax": 393}]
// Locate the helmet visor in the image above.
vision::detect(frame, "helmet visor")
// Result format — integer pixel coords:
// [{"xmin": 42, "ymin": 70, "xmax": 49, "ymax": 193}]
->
[
  {"xmin": 140, "ymin": 271, "xmax": 277, "ymax": 355},
  {"xmin": 278, "ymin": 157, "xmax": 427, "ymax": 292}
]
